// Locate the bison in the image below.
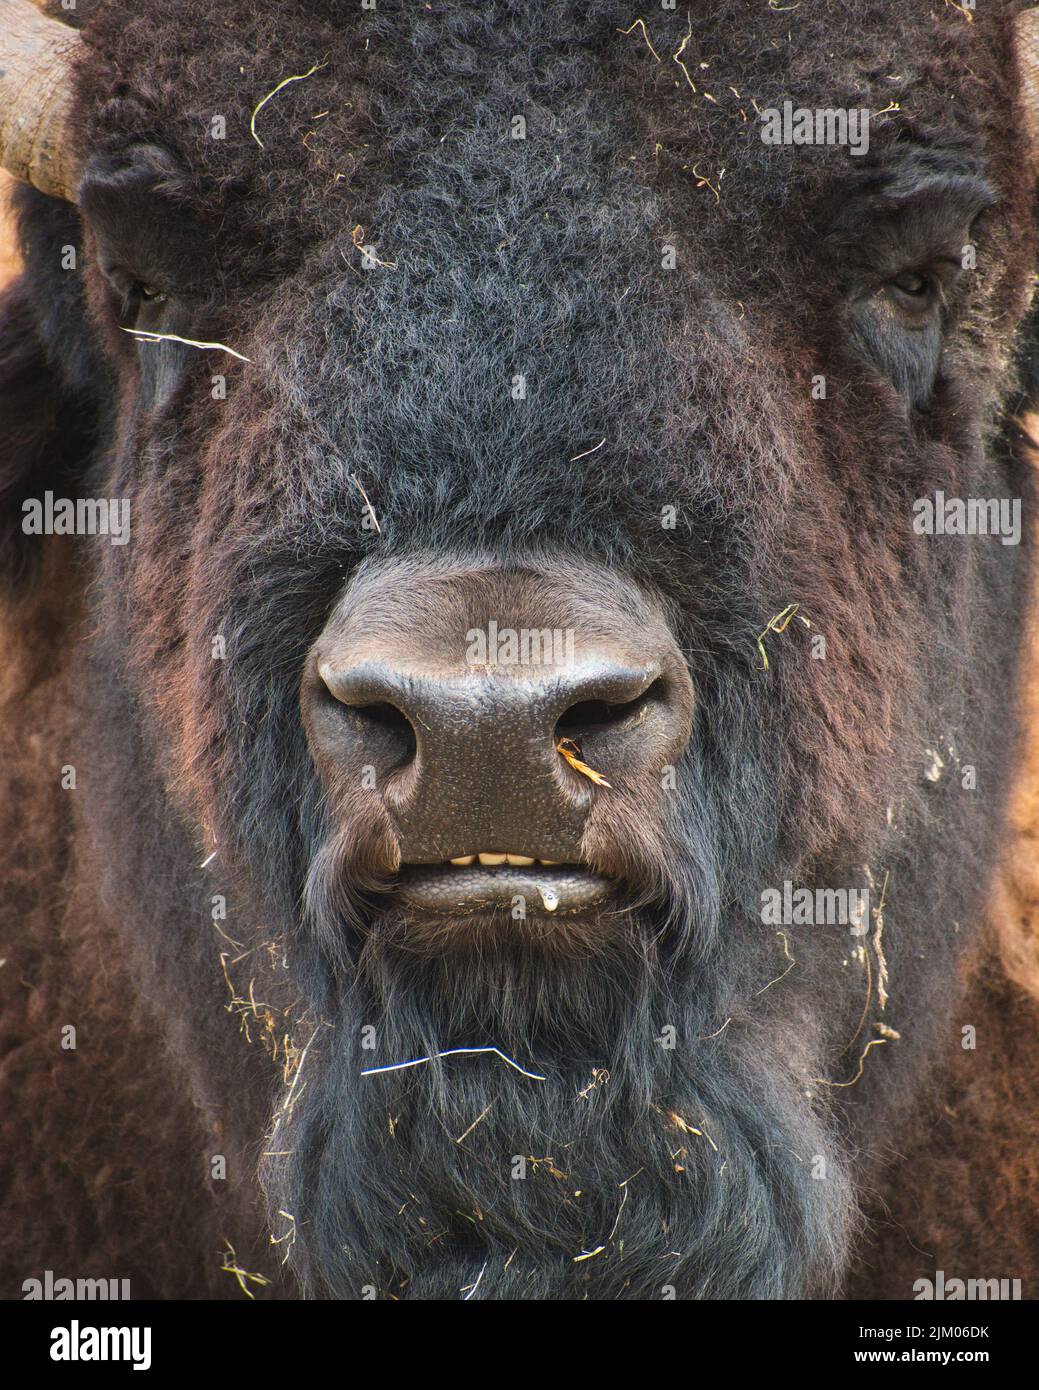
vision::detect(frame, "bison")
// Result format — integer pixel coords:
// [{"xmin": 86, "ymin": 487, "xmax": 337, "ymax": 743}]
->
[{"xmin": 2, "ymin": 0, "xmax": 1039, "ymax": 1302}]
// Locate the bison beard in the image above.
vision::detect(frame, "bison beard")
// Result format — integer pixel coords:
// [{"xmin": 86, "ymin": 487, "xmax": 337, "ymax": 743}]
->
[{"xmin": 264, "ymin": 858, "xmax": 854, "ymax": 1299}]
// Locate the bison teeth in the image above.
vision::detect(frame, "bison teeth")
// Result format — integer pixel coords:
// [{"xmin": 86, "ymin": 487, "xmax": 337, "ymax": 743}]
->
[
  {"xmin": 540, "ymin": 887, "xmax": 560, "ymax": 912},
  {"xmin": 446, "ymin": 854, "xmax": 563, "ymax": 868}
]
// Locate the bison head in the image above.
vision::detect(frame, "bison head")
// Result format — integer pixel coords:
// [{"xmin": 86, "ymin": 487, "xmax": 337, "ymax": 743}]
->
[{"xmin": 3, "ymin": 0, "xmax": 1039, "ymax": 1299}]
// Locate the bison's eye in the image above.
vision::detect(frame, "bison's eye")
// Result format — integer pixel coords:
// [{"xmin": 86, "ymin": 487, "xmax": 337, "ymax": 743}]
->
[
  {"xmin": 892, "ymin": 270, "xmax": 928, "ymax": 295},
  {"xmin": 79, "ymin": 144, "xmax": 217, "ymax": 410},
  {"xmin": 117, "ymin": 277, "xmax": 169, "ymax": 328},
  {"xmin": 890, "ymin": 269, "xmax": 930, "ymax": 299},
  {"xmin": 847, "ymin": 260, "xmax": 964, "ymax": 409},
  {"xmin": 80, "ymin": 143, "xmax": 208, "ymax": 331},
  {"xmin": 885, "ymin": 268, "xmax": 944, "ymax": 319},
  {"xmin": 830, "ymin": 161, "xmax": 994, "ymax": 410}
]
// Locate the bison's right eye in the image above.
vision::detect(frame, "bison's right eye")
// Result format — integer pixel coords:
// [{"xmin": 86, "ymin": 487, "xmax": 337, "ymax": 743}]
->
[
  {"xmin": 79, "ymin": 143, "xmax": 213, "ymax": 342},
  {"xmin": 111, "ymin": 273, "xmax": 170, "ymax": 329}
]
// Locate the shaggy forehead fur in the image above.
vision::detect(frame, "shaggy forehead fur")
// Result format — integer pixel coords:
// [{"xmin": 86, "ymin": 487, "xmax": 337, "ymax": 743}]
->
[
  {"xmin": 74, "ymin": 0, "xmax": 1031, "ymax": 301},
  {"xmin": 71, "ymin": 0, "xmax": 1035, "ymax": 471}
]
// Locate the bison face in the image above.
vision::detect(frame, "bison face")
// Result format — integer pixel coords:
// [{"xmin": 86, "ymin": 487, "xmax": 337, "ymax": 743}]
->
[{"xmin": 3, "ymin": 0, "xmax": 1039, "ymax": 1299}]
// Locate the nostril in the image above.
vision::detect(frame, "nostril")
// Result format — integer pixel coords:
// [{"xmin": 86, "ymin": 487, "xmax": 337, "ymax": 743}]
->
[
  {"xmin": 555, "ymin": 679, "xmax": 667, "ymax": 741},
  {"xmin": 317, "ymin": 680, "xmax": 418, "ymax": 765},
  {"xmin": 353, "ymin": 701, "xmax": 414, "ymax": 738},
  {"xmin": 353, "ymin": 702, "xmax": 418, "ymax": 764}
]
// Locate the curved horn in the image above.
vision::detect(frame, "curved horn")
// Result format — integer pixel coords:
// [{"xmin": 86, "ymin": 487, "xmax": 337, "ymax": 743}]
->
[
  {"xmin": 1017, "ymin": 7, "xmax": 1039, "ymax": 167},
  {"xmin": 0, "ymin": 0, "xmax": 80, "ymax": 201}
]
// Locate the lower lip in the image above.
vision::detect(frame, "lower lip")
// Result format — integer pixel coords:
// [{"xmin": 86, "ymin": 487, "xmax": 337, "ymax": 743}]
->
[{"xmin": 396, "ymin": 865, "xmax": 614, "ymax": 915}]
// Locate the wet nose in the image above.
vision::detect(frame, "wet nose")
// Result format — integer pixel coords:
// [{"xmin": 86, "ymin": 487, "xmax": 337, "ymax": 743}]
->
[{"xmin": 303, "ymin": 564, "xmax": 694, "ymax": 864}]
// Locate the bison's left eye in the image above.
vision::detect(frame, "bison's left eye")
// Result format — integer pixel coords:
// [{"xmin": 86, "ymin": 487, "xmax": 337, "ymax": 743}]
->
[
  {"xmin": 847, "ymin": 261, "xmax": 963, "ymax": 409},
  {"xmin": 893, "ymin": 270, "xmax": 929, "ymax": 295},
  {"xmin": 829, "ymin": 163, "xmax": 994, "ymax": 411},
  {"xmin": 883, "ymin": 263, "xmax": 962, "ymax": 324},
  {"xmin": 887, "ymin": 269, "xmax": 937, "ymax": 310}
]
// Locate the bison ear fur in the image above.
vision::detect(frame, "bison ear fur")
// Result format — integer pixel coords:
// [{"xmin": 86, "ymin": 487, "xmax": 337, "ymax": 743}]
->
[{"xmin": 0, "ymin": 185, "xmax": 107, "ymax": 589}]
